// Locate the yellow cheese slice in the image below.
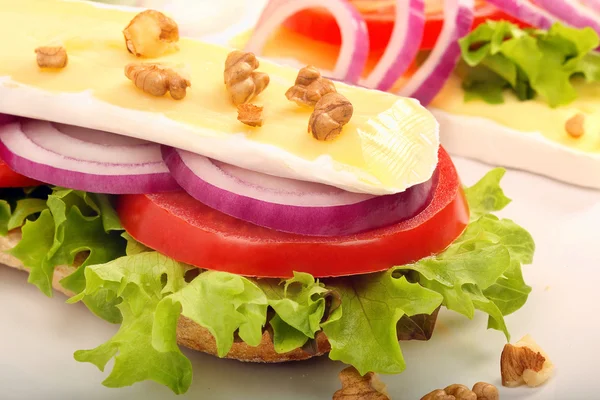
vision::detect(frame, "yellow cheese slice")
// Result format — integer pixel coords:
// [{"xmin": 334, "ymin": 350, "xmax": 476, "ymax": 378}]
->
[
  {"xmin": 249, "ymin": 26, "xmax": 600, "ymax": 155},
  {"xmin": 0, "ymin": 0, "xmax": 439, "ymax": 195}
]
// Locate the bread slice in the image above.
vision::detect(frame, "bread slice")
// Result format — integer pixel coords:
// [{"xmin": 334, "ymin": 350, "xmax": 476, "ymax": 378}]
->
[{"xmin": 0, "ymin": 230, "xmax": 330, "ymax": 363}]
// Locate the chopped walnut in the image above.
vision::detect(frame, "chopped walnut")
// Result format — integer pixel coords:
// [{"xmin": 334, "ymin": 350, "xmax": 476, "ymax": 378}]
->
[
  {"xmin": 472, "ymin": 382, "xmax": 499, "ymax": 400},
  {"xmin": 501, "ymin": 334, "xmax": 553, "ymax": 388},
  {"xmin": 237, "ymin": 104, "xmax": 263, "ymax": 127},
  {"xmin": 123, "ymin": 10, "xmax": 179, "ymax": 58},
  {"xmin": 285, "ymin": 66, "xmax": 337, "ymax": 107},
  {"xmin": 421, "ymin": 383, "xmax": 498, "ymax": 400},
  {"xmin": 421, "ymin": 385, "xmax": 475, "ymax": 400},
  {"xmin": 565, "ymin": 113, "xmax": 585, "ymax": 138},
  {"xmin": 125, "ymin": 63, "xmax": 190, "ymax": 100},
  {"xmin": 35, "ymin": 46, "xmax": 68, "ymax": 69},
  {"xmin": 333, "ymin": 367, "xmax": 390, "ymax": 400},
  {"xmin": 224, "ymin": 51, "xmax": 270, "ymax": 105},
  {"xmin": 308, "ymin": 92, "xmax": 353, "ymax": 141},
  {"xmin": 420, "ymin": 389, "xmax": 454, "ymax": 400}
]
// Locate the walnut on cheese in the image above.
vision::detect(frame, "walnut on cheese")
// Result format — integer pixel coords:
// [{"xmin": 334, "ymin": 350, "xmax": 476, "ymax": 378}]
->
[
  {"xmin": 35, "ymin": 46, "xmax": 68, "ymax": 69},
  {"xmin": 308, "ymin": 92, "xmax": 353, "ymax": 141},
  {"xmin": 123, "ymin": 10, "xmax": 179, "ymax": 58},
  {"xmin": 224, "ymin": 51, "xmax": 270, "ymax": 106},
  {"xmin": 332, "ymin": 366, "xmax": 390, "ymax": 400},
  {"xmin": 285, "ymin": 66, "xmax": 337, "ymax": 107},
  {"xmin": 237, "ymin": 104, "xmax": 263, "ymax": 127},
  {"xmin": 501, "ymin": 334, "xmax": 554, "ymax": 388},
  {"xmin": 125, "ymin": 63, "xmax": 190, "ymax": 100}
]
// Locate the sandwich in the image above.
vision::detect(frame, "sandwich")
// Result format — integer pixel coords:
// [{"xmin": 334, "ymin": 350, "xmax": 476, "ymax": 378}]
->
[
  {"xmin": 245, "ymin": 0, "xmax": 600, "ymax": 189},
  {"xmin": 0, "ymin": 0, "xmax": 535, "ymax": 395}
]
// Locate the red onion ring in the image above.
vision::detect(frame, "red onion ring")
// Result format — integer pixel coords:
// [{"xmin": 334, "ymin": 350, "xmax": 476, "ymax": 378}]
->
[
  {"xmin": 162, "ymin": 146, "xmax": 437, "ymax": 237},
  {"xmin": 0, "ymin": 119, "xmax": 178, "ymax": 194},
  {"xmin": 0, "ymin": 114, "xmax": 16, "ymax": 125},
  {"xmin": 534, "ymin": 0, "xmax": 600, "ymax": 35},
  {"xmin": 245, "ymin": 0, "xmax": 369, "ymax": 84},
  {"xmin": 364, "ymin": 0, "xmax": 426, "ymax": 91},
  {"xmin": 399, "ymin": 0, "xmax": 475, "ymax": 105},
  {"xmin": 485, "ymin": 0, "xmax": 556, "ymax": 30}
]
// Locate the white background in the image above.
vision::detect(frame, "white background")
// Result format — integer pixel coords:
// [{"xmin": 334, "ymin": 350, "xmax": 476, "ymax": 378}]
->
[{"xmin": 1, "ymin": 1, "xmax": 600, "ymax": 399}]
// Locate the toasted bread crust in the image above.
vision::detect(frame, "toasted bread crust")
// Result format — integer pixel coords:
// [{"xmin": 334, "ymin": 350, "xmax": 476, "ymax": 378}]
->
[{"xmin": 0, "ymin": 230, "xmax": 330, "ymax": 363}]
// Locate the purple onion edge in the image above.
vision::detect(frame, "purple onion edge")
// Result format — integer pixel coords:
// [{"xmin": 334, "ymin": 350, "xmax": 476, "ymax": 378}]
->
[
  {"xmin": 0, "ymin": 137, "xmax": 179, "ymax": 194},
  {"xmin": 162, "ymin": 146, "xmax": 439, "ymax": 237}
]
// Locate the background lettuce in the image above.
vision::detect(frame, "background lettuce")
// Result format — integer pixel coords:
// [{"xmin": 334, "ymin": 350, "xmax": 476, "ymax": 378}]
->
[{"xmin": 459, "ymin": 21, "xmax": 600, "ymax": 107}]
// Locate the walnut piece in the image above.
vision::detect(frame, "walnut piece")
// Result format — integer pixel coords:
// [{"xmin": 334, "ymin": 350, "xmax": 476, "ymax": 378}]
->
[
  {"xmin": 565, "ymin": 113, "xmax": 585, "ymax": 138},
  {"xmin": 308, "ymin": 92, "xmax": 353, "ymax": 141},
  {"xmin": 224, "ymin": 51, "xmax": 269, "ymax": 105},
  {"xmin": 472, "ymin": 382, "xmax": 499, "ymax": 400},
  {"xmin": 501, "ymin": 334, "xmax": 553, "ymax": 388},
  {"xmin": 285, "ymin": 66, "xmax": 337, "ymax": 107},
  {"xmin": 123, "ymin": 10, "xmax": 179, "ymax": 58},
  {"xmin": 333, "ymin": 367, "xmax": 390, "ymax": 400},
  {"xmin": 421, "ymin": 383, "xmax": 498, "ymax": 400},
  {"xmin": 237, "ymin": 104, "xmax": 263, "ymax": 127},
  {"xmin": 125, "ymin": 63, "xmax": 190, "ymax": 100},
  {"xmin": 35, "ymin": 46, "xmax": 68, "ymax": 69}
]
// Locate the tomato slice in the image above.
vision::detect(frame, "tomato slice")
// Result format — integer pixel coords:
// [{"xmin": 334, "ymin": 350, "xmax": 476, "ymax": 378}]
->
[
  {"xmin": 0, "ymin": 160, "xmax": 40, "ymax": 188},
  {"xmin": 283, "ymin": 1, "xmax": 530, "ymax": 52},
  {"xmin": 118, "ymin": 147, "xmax": 469, "ymax": 278}
]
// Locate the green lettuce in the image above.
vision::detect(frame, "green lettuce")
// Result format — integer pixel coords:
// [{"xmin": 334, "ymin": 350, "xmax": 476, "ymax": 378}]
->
[
  {"xmin": 459, "ymin": 21, "xmax": 600, "ymax": 107},
  {"xmin": 69, "ymin": 252, "xmax": 191, "ymax": 393},
  {"xmin": 0, "ymin": 187, "xmax": 50, "ymax": 235},
  {"xmin": 9, "ymin": 188, "xmax": 126, "ymax": 296},
  {"xmin": 322, "ymin": 273, "xmax": 442, "ymax": 375},
  {"xmin": 3, "ymin": 168, "xmax": 534, "ymax": 394},
  {"xmin": 258, "ymin": 272, "xmax": 341, "ymax": 353}
]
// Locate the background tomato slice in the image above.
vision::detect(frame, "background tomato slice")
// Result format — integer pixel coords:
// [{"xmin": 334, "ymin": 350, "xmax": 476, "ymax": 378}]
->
[
  {"xmin": 117, "ymin": 147, "xmax": 469, "ymax": 278},
  {"xmin": 283, "ymin": 0, "xmax": 531, "ymax": 52},
  {"xmin": 0, "ymin": 160, "xmax": 40, "ymax": 188}
]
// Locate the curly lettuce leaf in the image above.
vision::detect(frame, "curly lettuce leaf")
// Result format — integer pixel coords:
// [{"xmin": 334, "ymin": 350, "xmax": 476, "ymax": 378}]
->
[
  {"xmin": 0, "ymin": 167, "xmax": 534, "ymax": 394},
  {"xmin": 258, "ymin": 272, "xmax": 341, "ymax": 353},
  {"xmin": 0, "ymin": 187, "xmax": 48, "ymax": 235},
  {"xmin": 156, "ymin": 271, "xmax": 268, "ymax": 357},
  {"xmin": 269, "ymin": 315, "xmax": 310, "ymax": 353},
  {"xmin": 9, "ymin": 189, "xmax": 126, "ymax": 299},
  {"xmin": 0, "ymin": 200, "xmax": 11, "ymax": 236},
  {"xmin": 71, "ymin": 252, "xmax": 191, "ymax": 393},
  {"xmin": 322, "ymin": 272, "xmax": 443, "ymax": 375},
  {"xmin": 7, "ymin": 198, "xmax": 47, "ymax": 231},
  {"xmin": 399, "ymin": 169, "xmax": 534, "ymax": 340},
  {"xmin": 459, "ymin": 21, "xmax": 600, "ymax": 106}
]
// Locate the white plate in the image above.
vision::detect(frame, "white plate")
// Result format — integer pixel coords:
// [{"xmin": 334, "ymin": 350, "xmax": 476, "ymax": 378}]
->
[
  {"xmin": 2, "ymin": 1, "xmax": 600, "ymax": 398},
  {"xmin": 1, "ymin": 156, "xmax": 599, "ymax": 399}
]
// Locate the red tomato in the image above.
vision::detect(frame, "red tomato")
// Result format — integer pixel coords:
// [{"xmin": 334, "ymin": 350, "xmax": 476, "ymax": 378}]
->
[
  {"xmin": 0, "ymin": 161, "xmax": 40, "ymax": 188},
  {"xmin": 283, "ymin": 0, "xmax": 530, "ymax": 51},
  {"xmin": 117, "ymin": 147, "xmax": 469, "ymax": 278}
]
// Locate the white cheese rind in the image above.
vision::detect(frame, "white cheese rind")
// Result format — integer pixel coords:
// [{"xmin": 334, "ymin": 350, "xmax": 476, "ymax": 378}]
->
[
  {"xmin": 431, "ymin": 108, "xmax": 600, "ymax": 189},
  {"xmin": 0, "ymin": 78, "xmax": 438, "ymax": 195}
]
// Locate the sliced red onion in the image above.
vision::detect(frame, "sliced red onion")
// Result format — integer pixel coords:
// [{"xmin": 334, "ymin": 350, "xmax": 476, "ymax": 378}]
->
[
  {"xmin": 534, "ymin": 0, "xmax": 600, "ymax": 35},
  {"xmin": 0, "ymin": 114, "xmax": 15, "ymax": 125},
  {"xmin": 0, "ymin": 119, "xmax": 179, "ymax": 194},
  {"xmin": 485, "ymin": 0, "xmax": 556, "ymax": 30},
  {"xmin": 162, "ymin": 146, "xmax": 436, "ymax": 237},
  {"xmin": 399, "ymin": 0, "xmax": 475, "ymax": 105},
  {"xmin": 245, "ymin": 0, "xmax": 369, "ymax": 84},
  {"xmin": 363, "ymin": 0, "xmax": 426, "ymax": 91}
]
